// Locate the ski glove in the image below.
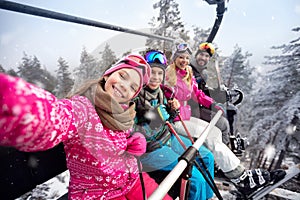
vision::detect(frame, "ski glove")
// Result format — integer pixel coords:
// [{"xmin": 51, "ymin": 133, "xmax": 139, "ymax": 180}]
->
[
  {"xmin": 211, "ymin": 102, "xmax": 227, "ymax": 116},
  {"xmin": 145, "ymin": 104, "xmax": 170, "ymax": 129},
  {"xmin": 126, "ymin": 132, "xmax": 146, "ymax": 156},
  {"xmin": 157, "ymin": 104, "xmax": 170, "ymax": 121}
]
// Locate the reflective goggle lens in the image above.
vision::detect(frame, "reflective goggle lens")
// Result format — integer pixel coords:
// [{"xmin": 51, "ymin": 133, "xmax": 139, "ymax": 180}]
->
[
  {"xmin": 176, "ymin": 43, "xmax": 192, "ymax": 55},
  {"xmin": 144, "ymin": 50, "xmax": 167, "ymax": 65}
]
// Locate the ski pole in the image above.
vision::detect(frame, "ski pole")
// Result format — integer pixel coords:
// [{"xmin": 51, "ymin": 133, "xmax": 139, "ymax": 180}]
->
[
  {"xmin": 175, "ymin": 113, "xmax": 223, "ymax": 198},
  {"xmin": 135, "ymin": 156, "xmax": 147, "ymax": 200},
  {"xmin": 165, "ymin": 121, "xmax": 223, "ymax": 200},
  {"xmin": 178, "ymin": 113, "xmax": 222, "ymax": 195},
  {"xmin": 177, "ymin": 113, "xmax": 195, "ymax": 143},
  {"xmin": 165, "ymin": 121, "xmax": 191, "ymax": 200},
  {"xmin": 149, "ymin": 110, "xmax": 223, "ymax": 200},
  {"xmin": 166, "ymin": 121, "xmax": 187, "ymax": 149}
]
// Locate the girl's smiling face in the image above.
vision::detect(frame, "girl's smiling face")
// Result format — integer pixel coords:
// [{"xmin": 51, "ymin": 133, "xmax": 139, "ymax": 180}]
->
[
  {"xmin": 104, "ymin": 68, "xmax": 141, "ymax": 103},
  {"xmin": 148, "ymin": 66, "xmax": 164, "ymax": 90},
  {"xmin": 174, "ymin": 53, "xmax": 190, "ymax": 70}
]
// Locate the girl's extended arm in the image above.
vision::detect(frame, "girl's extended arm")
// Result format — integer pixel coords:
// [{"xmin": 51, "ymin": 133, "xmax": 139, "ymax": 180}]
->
[{"xmin": 0, "ymin": 73, "xmax": 77, "ymax": 152}]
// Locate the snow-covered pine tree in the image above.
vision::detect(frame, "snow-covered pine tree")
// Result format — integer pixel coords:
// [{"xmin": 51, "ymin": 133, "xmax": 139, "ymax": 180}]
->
[
  {"xmin": 242, "ymin": 27, "xmax": 300, "ymax": 168},
  {"xmin": 72, "ymin": 47, "xmax": 100, "ymax": 90},
  {"xmin": 17, "ymin": 53, "xmax": 57, "ymax": 92},
  {"xmin": 6, "ymin": 68, "xmax": 18, "ymax": 77},
  {"xmin": 191, "ymin": 26, "xmax": 211, "ymax": 50},
  {"xmin": 221, "ymin": 44, "xmax": 254, "ymax": 94},
  {"xmin": 146, "ymin": 0, "xmax": 189, "ymax": 53},
  {"xmin": 54, "ymin": 57, "xmax": 74, "ymax": 98},
  {"xmin": 17, "ymin": 52, "xmax": 40, "ymax": 83},
  {"xmin": 98, "ymin": 43, "xmax": 117, "ymax": 74},
  {"xmin": 0, "ymin": 64, "xmax": 5, "ymax": 73}
]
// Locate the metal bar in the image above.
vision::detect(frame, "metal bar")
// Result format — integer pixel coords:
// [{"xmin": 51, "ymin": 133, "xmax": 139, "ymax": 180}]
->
[
  {"xmin": 193, "ymin": 110, "xmax": 222, "ymax": 148},
  {"xmin": 0, "ymin": 0, "xmax": 174, "ymax": 42},
  {"xmin": 206, "ymin": 1, "xmax": 225, "ymax": 43},
  {"xmin": 148, "ymin": 110, "xmax": 222, "ymax": 200},
  {"xmin": 167, "ymin": 118, "xmax": 223, "ymax": 199}
]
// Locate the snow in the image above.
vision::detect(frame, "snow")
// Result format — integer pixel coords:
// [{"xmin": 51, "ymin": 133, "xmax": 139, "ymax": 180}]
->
[
  {"xmin": 270, "ymin": 188, "xmax": 300, "ymax": 200},
  {"xmin": 15, "ymin": 170, "xmax": 69, "ymax": 200}
]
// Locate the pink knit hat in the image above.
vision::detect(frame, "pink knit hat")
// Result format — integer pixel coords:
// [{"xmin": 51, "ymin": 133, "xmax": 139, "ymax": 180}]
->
[{"xmin": 103, "ymin": 54, "xmax": 151, "ymax": 98}]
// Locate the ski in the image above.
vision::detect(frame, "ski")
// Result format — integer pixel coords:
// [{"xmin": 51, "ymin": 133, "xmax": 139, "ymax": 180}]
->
[
  {"xmin": 214, "ymin": 164, "xmax": 300, "ymax": 200},
  {"xmin": 248, "ymin": 164, "xmax": 299, "ymax": 200}
]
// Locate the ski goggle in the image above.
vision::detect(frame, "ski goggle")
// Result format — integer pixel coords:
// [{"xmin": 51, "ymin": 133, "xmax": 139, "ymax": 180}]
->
[
  {"xmin": 119, "ymin": 54, "xmax": 151, "ymax": 86},
  {"xmin": 176, "ymin": 43, "xmax": 192, "ymax": 55},
  {"xmin": 144, "ymin": 50, "xmax": 167, "ymax": 66},
  {"xmin": 199, "ymin": 42, "xmax": 215, "ymax": 57}
]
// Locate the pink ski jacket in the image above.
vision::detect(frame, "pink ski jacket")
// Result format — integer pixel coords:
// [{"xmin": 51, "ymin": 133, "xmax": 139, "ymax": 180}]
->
[
  {"xmin": 166, "ymin": 68, "xmax": 214, "ymax": 121},
  {"xmin": 0, "ymin": 73, "xmax": 139, "ymax": 199}
]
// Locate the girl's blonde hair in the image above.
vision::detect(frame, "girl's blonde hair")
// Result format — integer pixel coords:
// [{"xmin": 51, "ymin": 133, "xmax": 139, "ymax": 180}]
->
[{"xmin": 165, "ymin": 62, "xmax": 193, "ymax": 89}]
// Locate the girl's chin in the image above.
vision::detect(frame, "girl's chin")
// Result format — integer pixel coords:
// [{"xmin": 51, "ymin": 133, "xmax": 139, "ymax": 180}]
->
[
  {"xmin": 148, "ymin": 84, "xmax": 160, "ymax": 89},
  {"xmin": 178, "ymin": 65, "xmax": 187, "ymax": 69}
]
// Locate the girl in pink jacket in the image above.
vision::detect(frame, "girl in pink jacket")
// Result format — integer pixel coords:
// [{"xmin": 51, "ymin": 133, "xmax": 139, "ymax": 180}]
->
[{"xmin": 0, "ymin": 54, "xmax": 172, "ymax": 200}]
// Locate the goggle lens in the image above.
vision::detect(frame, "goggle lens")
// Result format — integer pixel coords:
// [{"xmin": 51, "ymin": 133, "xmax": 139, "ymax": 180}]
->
[
  {"xmin": 177, "ymin": 43, "xmax": 188, "ymax": 50},
  {"xmin": 176, "ymin": 43, "xmax": 192, "ymax": 55},
  {"xmin": 144, "ymin": 50, "xmax": 167, "ymax": 65}
]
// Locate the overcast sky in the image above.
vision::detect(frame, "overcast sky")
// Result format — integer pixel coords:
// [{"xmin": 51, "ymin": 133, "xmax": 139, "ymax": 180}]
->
[{"xmin": 0, "ymin": 0, "xmax": 299, "ymax": 72}]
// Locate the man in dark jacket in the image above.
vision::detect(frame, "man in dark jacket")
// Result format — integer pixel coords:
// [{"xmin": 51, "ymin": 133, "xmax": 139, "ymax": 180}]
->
[{"xmin": 189, "ymin": 42, "xmax": 231, "ymax": 145}]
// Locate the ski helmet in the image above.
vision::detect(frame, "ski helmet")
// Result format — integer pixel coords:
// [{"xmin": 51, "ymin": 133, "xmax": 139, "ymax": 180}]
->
[{"xmin": 197, "ymin": 42, "xmax": 215, "ymax": 57}]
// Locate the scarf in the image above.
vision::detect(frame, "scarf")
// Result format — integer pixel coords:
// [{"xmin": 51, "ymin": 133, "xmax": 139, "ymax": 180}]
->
[
  {"xmin": 91, "ymin": 78, "xmax": 136, "ymax": 131},
  {"xmin": 137, "ymin": 87, "xmax": 164, "ymax": 111}
]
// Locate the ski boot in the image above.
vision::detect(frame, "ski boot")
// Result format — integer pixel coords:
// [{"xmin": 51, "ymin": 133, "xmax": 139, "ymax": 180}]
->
[
  {"xmin": 231, "ymin": 169, "xmax": 271, "ymax": 196},
  {"xmin": 229, "ymin": 133, "xmax": 247, "ymax": 157},
  {"xmin": 231, "ymin": 168, "xmax": 286, "ymax": 197},
  {"xmin": 270, "ymin": 169, "xmax": 286, "ymax": 183}
]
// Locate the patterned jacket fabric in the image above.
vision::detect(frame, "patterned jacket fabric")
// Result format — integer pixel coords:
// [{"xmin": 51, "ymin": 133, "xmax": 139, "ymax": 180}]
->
[{"xmin": 0, "ymin": 73, "xmax": 139, "ymax": 199}]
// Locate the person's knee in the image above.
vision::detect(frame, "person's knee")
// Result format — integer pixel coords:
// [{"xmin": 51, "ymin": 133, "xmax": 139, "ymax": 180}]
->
[
  {"xmin": 217, "ymin": 116, "xmax": 230, "ymax": 133},
  {"xmin": 205, "ymin": 128, "xmax": 222, "ymax": 148},
  {"xmin": 207, "ymin": 150, "xmax": 214, "ymax": 164},
  {"xmin": 191, "ymin": 169, "xmax": 206, "ymax": 184},
  {"xmin": 212, "ymin": 127, "xmax": 223, "ymax": 140}
]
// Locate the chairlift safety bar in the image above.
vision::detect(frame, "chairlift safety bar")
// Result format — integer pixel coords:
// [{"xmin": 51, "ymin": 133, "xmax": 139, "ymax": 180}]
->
[
  {"xmin": 148, "ymin": 110, "xmax": 223, "ymax": 200},
  {"xmin": 0, "ymin": 0, "xmax": 174, "ymax": 42}
]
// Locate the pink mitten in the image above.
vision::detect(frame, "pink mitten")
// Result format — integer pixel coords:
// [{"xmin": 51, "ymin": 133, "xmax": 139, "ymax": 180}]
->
[{"xmin": 126, "ymin": 132, "xmax": 146, "ymax": 156}]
